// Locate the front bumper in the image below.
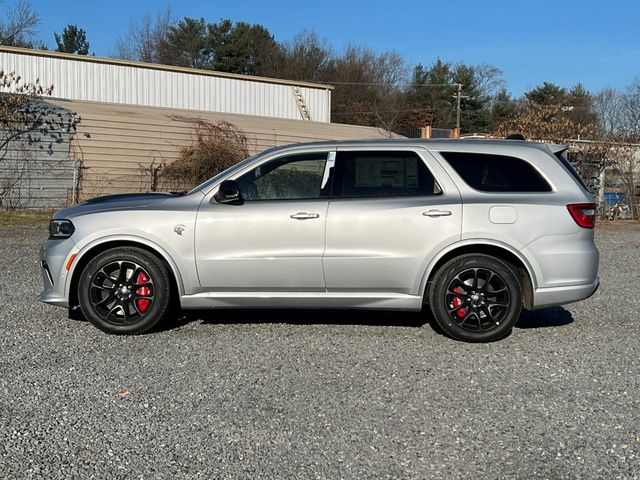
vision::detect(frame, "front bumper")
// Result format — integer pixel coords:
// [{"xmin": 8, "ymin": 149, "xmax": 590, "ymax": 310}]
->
[
  {"xmin": 532, "ymin": 277, "xmax": 600, "ymax": 310},
  {"xmin": 37, "ymin": 237, "xmax": 76, "ymax": 308}
]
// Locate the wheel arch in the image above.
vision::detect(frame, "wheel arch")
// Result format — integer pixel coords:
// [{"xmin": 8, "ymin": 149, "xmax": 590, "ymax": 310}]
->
[
  {"xmin": 67, "ymin": 237, "xmax": 184, "ymax": 311},
  {"xmin": 422, "ymin": 240, "xmax": 536, "ymax": 309}
]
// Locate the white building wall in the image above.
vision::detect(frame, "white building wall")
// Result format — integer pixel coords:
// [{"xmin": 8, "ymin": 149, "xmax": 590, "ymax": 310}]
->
[{"xmin": 0, "ymin": 48, "xmax": 332, "ymax": 122}]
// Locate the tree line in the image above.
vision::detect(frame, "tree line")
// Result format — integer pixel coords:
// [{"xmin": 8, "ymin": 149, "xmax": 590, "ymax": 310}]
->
[{"xmin": 1, "ymin": 1, "xmax": 639, "ymax": 144}]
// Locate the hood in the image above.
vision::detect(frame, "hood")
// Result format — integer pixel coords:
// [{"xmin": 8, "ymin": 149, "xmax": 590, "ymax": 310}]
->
[
  {"xmin": 83, "ymin": 192, "xmax": 182, "ymax": 205},
  {"xmin": 54, "ymin": 191, "xmax": 185, "ymax": 219}
]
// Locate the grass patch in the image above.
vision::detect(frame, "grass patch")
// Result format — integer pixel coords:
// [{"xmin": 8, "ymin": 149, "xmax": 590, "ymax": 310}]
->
[{"xmin": 0, "ymin": 210, "xmax": 54, "ymax": 225}]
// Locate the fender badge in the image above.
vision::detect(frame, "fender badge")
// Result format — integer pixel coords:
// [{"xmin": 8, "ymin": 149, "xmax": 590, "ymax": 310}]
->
[{"xmin": 174, "ymin": 224, "xmax": 186, "ymax": 235}]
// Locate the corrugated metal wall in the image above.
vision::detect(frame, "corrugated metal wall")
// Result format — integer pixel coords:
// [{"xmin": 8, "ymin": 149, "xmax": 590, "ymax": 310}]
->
[{"xmin": 0, "ymin": 47, "xmax": 332, "ymax": 122}]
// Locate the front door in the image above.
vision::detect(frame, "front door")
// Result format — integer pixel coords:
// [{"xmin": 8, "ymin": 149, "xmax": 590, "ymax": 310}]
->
[{"xmin": 195, "ymin": 151, "xmax": 332, "ymax": 291}]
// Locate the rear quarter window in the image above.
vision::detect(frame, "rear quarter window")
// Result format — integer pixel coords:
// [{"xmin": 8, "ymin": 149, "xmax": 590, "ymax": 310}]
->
[
  {"xmin": 440, "ymin": 152, "xmax": 552, "ymax": 192},
  {"xmin": 555, "ymin": 151, "xmax": 590, "ymax": 192}
]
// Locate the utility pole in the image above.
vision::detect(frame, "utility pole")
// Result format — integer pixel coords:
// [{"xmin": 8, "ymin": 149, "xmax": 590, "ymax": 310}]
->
[{"xmin": 455, "ymin": 83, "xmax": 462, "ymax": 131}]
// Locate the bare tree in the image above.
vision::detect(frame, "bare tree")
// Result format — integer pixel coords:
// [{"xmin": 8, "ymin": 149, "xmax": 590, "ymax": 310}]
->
[
  {"xmin": 272, "ymin": 30, "xmax": 333, "ymax": 82},
  {"xmin": 0, "ymin": 70, "xmax": 54, "ymax": 160},
  {"xmin": 325, "ymin": 45, "xmax": 408, "ymax": 131},
  {"xmin": 581, "ymin": 84, "xmax": 640, "ymax": 218},
  {"xmin": 263, "ymin": 32, "xmax": 407, "ymax": 132},
  {"xmin": 113, "ymin": 8, "xmax": 174, "ymax": 63},
  {"xmin": 593, "ymin": 88, "xmax": 624, "ymax": 136},
  {"xmin": 0, "ymin": 0, "xmax": 40, "ymax": 47},
  {"xmin": 594, "ymin": 80, "xmax": 640, "ymax": 141},
  {"xmin": 1, "ymin": 71, "xmax": 80, "ymax": 209},
  {"xmin": 473, "ymin": 64, "xmax": 506, "ymax": 98},
  {"xmin": 607, "ymin": 143, "xmax": 639, "ymax": 219},
  {"xmin": 621, "ymin": 78, "xmax": 640, "ymax": 138}
]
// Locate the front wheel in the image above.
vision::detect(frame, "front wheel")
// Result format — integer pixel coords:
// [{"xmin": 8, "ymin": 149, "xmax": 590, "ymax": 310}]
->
[
  {"xmin": 428, "ymin": 254, "xmax": 522, "ymax": 342},
  {"xmin": 78, "ymin": 247, "xmax": 173, "ymax": 334}
]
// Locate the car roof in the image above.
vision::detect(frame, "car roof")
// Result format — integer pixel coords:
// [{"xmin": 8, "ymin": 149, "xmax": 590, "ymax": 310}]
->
[{"xmin": 266, "ymin": 137, "xmax": 566, "ymax": 155}]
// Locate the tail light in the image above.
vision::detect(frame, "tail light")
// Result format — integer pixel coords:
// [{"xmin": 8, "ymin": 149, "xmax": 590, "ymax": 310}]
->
[{"xmin": 567, "ymin": 203, "xmax": 596, "ymax": 229}]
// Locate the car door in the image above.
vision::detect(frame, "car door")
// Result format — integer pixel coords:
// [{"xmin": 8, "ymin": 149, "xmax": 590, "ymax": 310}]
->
[
  {"xmin": 323, "ymin": 147, "xmax": 462, "ymax": 295},
  {"xmin": 195, "ymin": 150, "xmax": 333, "ymax": 291}
]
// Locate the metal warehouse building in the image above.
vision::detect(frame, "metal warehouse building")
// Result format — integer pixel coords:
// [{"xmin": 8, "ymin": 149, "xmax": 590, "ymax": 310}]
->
[
  {"xmin": 0, "ymin": 46, "xmax": 391, "ymax": 208},
  {"xmin": 0, "ymin": 45, "xmax": 332, "ymax": 122}
]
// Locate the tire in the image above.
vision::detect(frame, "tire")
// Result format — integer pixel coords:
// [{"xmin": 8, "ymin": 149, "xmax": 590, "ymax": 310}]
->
[
  {"xmin": 78, "ymin": 247, "xmax": 172, "ymax": 335},
  {"xmin": 428, "ymin": 254, "xmax": 522, "ymax": 343}
]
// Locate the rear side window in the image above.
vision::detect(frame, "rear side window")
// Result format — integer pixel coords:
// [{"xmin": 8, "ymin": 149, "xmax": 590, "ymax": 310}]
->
[
  {"xmin": 332, "ymin": 151, "xmax": 441, "ymax": 198},
  {"xmin": 440, "ymin": 152, "xmax": 552, "ymax": 193}
]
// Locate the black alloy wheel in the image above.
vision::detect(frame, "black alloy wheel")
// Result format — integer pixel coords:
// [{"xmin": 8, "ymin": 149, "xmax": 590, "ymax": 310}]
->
[
  {"xmin": 89, "ymin": 260, "xmax": 155, "ymax": 324},
  {"xmin": 78, "ymin": 247, "xmax": 172, "ymax": 334},
  {"xmin": 429, "ymin": 254, "xmax": 522, "ymax": 342}
]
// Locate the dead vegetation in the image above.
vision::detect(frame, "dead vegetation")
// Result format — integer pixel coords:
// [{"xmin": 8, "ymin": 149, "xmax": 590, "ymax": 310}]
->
[{"xmin": 157, "ymin": 119, "xmax": 249, "ymax": 190}]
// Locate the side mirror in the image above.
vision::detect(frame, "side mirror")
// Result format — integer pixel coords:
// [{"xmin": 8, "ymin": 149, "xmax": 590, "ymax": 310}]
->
[{"xmin": 213, "ymin": 180, "xmax": 243, "ymax": 205}]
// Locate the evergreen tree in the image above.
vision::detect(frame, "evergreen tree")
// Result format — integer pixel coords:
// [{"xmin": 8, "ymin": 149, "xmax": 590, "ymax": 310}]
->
[
  {"xmin": 567, "ymin": 83, "xmax": 597, "ymax": 127},
  {"xmin": 158, "ymin": 17, "xmax": 211, "ymax": 68},
  {"xmin": 54, "ymin": 24, "xmax": 89, "ymax": 54},
  {"xmin": 525, "ymin": 82, "xmax": 567, "ymax": 105}
]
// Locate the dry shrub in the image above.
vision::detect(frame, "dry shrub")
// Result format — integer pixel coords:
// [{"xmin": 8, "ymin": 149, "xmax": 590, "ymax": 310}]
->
[
  {"xmin": 493, "ymin": 103, "xmax": 599, "ymax": 142},
  {"xmin": 159, "ymin": 119, "xmax": 249, "ymax": 189}
]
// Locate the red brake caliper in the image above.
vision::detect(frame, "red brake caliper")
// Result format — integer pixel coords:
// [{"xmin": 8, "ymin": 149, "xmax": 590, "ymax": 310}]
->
[
  {"xmin": 452, "ymin": 286, "xmax": 467, "ymax": 318},
  {"xmin": 135, "ymin": 271, "xmax": 152, "ymax": 313}
]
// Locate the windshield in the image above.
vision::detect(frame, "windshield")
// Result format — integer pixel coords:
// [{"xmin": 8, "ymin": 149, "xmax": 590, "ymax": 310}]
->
[{"xmin": 187, "ymin": 152, "xmax": 261, "ymax": 194}]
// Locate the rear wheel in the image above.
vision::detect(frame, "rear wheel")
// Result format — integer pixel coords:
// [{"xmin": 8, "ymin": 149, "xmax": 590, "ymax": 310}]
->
[
  {"xmin": 429, "ymin": 254, "xmax": 522, "ymax": 342},
  {"xmin": 78, "ymin": 247, "xmax": 172, "ymax": 334}
]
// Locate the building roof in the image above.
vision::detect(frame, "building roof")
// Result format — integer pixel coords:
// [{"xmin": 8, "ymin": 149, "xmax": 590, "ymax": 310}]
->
[{"xmin": 0, "ymin": 45, "xmax": 335, "ymax": 90}]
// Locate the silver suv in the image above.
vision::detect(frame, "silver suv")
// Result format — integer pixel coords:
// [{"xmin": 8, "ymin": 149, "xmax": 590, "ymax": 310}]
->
[{"xmin": 39, "ymin": 139, "xmax": 599, "ymax": 342}]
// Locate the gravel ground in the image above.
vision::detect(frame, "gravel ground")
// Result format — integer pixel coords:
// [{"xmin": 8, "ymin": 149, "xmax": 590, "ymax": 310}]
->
[{"xmin": 0, "ymin": 222, "xmax": 638, "ymax": 479}]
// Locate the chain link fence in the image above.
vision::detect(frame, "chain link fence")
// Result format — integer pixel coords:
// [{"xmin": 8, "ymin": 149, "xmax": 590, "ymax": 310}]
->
[
  {"xmin": 0, "ymin": 161, "xmax": 78, "ymax": 209},
  {"xmin": 0, "ymin": 162, "xmax": 195, "ymax": 210},
  {"xmin": 74, "ymin": 163, "xmax": 191, "ymax": 202}
]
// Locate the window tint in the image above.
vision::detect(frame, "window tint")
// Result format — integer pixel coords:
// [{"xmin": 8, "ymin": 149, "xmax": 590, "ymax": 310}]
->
[
  {"xmin": 441, "ymin": 152, "xmax": 552, "ymax": 192},
  {"xmin": 237, "ymin": 153, "xmax": 328, "ymax": 201},
  {"xmin": 555, "ymin": 151, "xmax": 589, "ymax": 191},
  {"xmin": 332, "ymin": 151, "xmax": 441, "ymax": 198}
]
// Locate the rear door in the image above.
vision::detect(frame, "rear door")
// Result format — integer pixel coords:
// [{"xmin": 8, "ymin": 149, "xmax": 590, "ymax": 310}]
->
[{"xmin": 323, "ymin": 148, "xmax": 462, "ymax": 295}]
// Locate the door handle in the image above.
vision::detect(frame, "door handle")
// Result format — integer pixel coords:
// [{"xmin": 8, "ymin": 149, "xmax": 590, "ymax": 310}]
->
[
  {"xmin": 290, "ymin": 212, "xmax": 320, "ymax": 220},
  {"xmin": 423, "ymin": 209, "xmax": 452, "ymax": 218}
]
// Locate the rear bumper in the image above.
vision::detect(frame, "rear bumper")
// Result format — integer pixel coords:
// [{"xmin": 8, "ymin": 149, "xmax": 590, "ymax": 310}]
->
[{"xmin": 532, "ymin": 277, "xmax": 599, "ymax": 309}]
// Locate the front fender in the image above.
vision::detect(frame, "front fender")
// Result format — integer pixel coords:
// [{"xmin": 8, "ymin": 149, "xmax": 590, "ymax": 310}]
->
[{"xmin": 65, "ymin": 232, "xmax": 196, "ymax": 302}]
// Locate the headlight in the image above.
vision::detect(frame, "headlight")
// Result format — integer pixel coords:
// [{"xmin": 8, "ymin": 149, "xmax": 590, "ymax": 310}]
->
[{"xmin": 49, "ymin": 219, "xmax": 75, "ymax": 239}]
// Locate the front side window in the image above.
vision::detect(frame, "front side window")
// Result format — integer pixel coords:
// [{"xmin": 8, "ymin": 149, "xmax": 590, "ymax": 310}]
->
[
  {"xmin": 236, "ymin": 152, "xmax": 329, "ymax": 201},
  {"xmin": 440, "ymin": 152, "xmax": 552, "ymax": 192},
  {"xmin": 331, "ymin": 151, "xmax": 441, "ymax": 198}
]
